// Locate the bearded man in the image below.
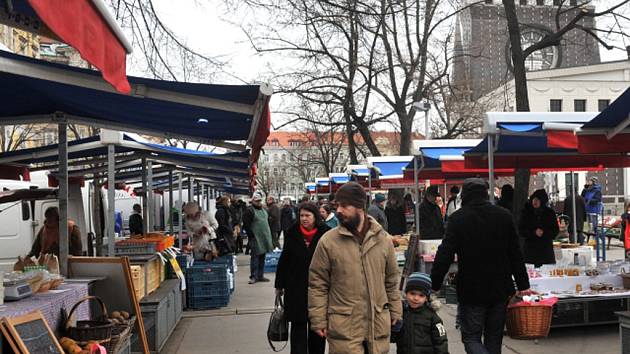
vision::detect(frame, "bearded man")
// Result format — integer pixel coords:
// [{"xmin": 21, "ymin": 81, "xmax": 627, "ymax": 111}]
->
[{"xmin": 308, "ymin": 182, "xmax": 402, "ymax": 354}]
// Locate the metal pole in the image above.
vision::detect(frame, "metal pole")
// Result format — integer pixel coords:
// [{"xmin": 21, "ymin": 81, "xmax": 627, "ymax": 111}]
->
[
  {"xmin": 206, "ymin": 185, "xmax": 211, "ymax": 210},
  {"xmin": 487, "ymin": 135, "xmax": 496, "ymax": 205},
  {"xmin": 368, "ymin": 171, "xmax": 372, "ymax": 205},
  {"xmin": 414, "ymin": 156, "xmax": 420, "ymax": 237},
  {"xmin": 147, "ymin": 160, "xmax": 153, "ymax": 232},
  {"xmin": 178, "ymin": 173, "xmax": 183, "ymax": 248},
  {"xmin": 58, "ymin": 121, "xmax": 69, "ymax": 276},
  {"xmin": 196, "ymin": 180, "xmax": 201, "ymax": 203},
  {"xmin": 424, "ymin": 110, "xmax": 430, "ymax": 139},
  {"xmin": 168, "ymin": 170, "xmax": 174, "ymax": 235},
  {"xmin": 141, "ymin": 158, "xmax": 148, "ymax": 234},
  {"xmin": 570, "ymin": 172, "xmax": 578, "ymax": 243},
  {"xmin": 107, "ymin": 144, "xmax": 115, "ymax": 256},
  {"xmin": 188, "ymin": 176, "xmax": 193, "ymax": 203}
]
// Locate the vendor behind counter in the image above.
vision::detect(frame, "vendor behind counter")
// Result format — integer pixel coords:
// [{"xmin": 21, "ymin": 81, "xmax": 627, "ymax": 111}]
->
[{"xmin": 27, "ymin": 207, "xmax": 82, "ymax": 258}]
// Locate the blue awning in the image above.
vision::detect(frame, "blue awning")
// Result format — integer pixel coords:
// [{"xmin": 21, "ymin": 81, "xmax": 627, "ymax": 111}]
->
[
  {"xmin": 497, "ymin": 123, "xmax": 543, "ymax": 133},
  {"xmin": 582, "ymin": 87, "xmax": 630, "ymax": 130},
  {"xmin": 372, "ymin": 161, "xmax": 409, "ymax": 178},
  {"xmin": 467, "ymin": 135, "xmax": 575, "ymax": 155},
  {"xmin": 0, "ymin": 50, "xmax": 271, "ymax": 149},
  {"xmin": 330, "ymin": 175, "xmax": 350, "ymax": 184},
  {"xmin": 421, "ymin": 147, "xmax": 472, "ymax": 159}
]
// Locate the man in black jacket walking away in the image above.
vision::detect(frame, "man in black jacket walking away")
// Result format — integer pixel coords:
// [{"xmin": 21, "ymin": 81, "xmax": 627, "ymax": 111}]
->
[
  {"xmin": 418, "ymin": 186, "xmax": 445, "ymax": 239},
  {"xmin": 431, "ymin": 178, "xmax": 532, "ymax": 354}
]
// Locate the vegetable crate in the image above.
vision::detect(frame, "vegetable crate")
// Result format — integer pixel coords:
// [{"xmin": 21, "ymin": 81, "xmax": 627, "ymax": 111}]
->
[
  {"xmin": 264, "ymin": 251, "xmax": 281, "ymax": 273},
  {"xmin": 185, "ymin": 262, "xmax": 231, "ymax": 310}
]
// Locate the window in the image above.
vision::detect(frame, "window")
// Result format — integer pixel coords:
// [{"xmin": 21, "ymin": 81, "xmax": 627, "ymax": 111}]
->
[
  {"xmin": 484, "ymin": 0, "xmax": 493, "ymax": 4},
  {"xmin": 520, "ymin": 0, "xmax": 528, "ymax": 4},
  {"xmin": 282, "ymin": 154, "xmax": 287, "ymax": 161},
  {"xmin": 574, "ymin": 99, "xmax": 586, "ymax": 112},
  {"xmin": 598, "ymin": 99, "xmax": 610, "ymax": 112},
  {"xmin": 550, "ymin": 99, "xmax": 562, "ymax": 112},
  {"xmin": 536, "ymin": 0, "xmax": 545, "ymax": 4}
]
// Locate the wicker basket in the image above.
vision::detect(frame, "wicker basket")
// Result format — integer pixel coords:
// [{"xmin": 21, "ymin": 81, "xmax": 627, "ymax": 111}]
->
[
  {"xmin": 506, "ymin": 303, "xmax": 553, "ymax": 340},
  {"xmin": 109, "ymin": 316, "xmax": 136, "ymax": 354},
  {"xmin": 65, "ymin": 296, "xmax": 113, "ymax": 352}
]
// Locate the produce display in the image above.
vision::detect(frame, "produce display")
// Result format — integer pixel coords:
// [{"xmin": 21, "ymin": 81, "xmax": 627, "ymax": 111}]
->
[{"xmin": 59, "ymin": 337, "xmax": 106, "ymax": 354}]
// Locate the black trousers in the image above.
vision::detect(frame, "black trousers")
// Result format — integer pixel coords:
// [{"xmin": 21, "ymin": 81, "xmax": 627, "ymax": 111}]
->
[{"xmin": 290, "ymin": 322, "xmax": 325, "ymax": 354}]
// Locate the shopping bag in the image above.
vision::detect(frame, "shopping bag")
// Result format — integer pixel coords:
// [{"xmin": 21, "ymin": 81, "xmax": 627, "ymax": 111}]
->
[{"xmin": 267, "ymin": 294, "xmax": 289, "ymax": 352}]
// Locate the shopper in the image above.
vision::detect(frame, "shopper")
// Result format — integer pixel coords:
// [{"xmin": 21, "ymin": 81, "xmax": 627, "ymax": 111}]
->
[
  {"xmin": 309, "ymin": 182, "xmax": 402, "ymax": 354},
  {"xmin": 431, "ymin": 178, "xmax": 532, "ymax": 354},
  {"xmin": 28, "ymin": 207, "xmax": 83, "ymax": 258},
  {"xmin": 183, "ymin": 202, "xmax": 218, "ymax": 261},
  {"xmin": 563, "ymin": 187, "xmax": 587, "ymax": 245},
  {"xmin": 418, "ymin": 186, "xmax": 445, "ymax": 239},
  {"xmin": 215, "ymin": 196, "xmax": 236, "ymax": 255},
  {"xmin": 519, "ymin": 189, "xmax": 559, "ymax": 267},
  {"xmin": 368, "ymin": 193, "xmax": 388, "ymax": 231},
  {"xmin": 281, "ymin": 198, "xmax": 297, "ymax": 235},
  {"xmin": 581, "ymin": 177, "xmax": 603, "ymax": 234},
  {"xmin": 128, "ymin": 204, "xmax": 143, "ymax": 235},
  {"xmin": 497, "ymin": 184, "xmax": 514, "ymax": 213},
  {"xmin": 385, "ymin": 192, "xmax": 407, "ymax": 236},
  {"xmin": 243, "ymin": 192, "xmax": 274, "ymax": 284},
  {"xmin": 391, "ymin": 272, "xmax": 448, "ymax": 354},
  {"xmin": 319, "ymin": 204, "xmax": 339, "ymax": 229},
  {"xmin": 230, "ymin": 198, "xmax": 245, "ymax": 254},
  {"xmin": 444, "ymin": 186, "xmax": 461, "ymax": 222},
  {"xmin": 266, "ymin": 196, "xmax": 282, "ymax": 250},
  {"xmin": 275, "ymin": 202, "xmax": 330, "ymax": 354}
]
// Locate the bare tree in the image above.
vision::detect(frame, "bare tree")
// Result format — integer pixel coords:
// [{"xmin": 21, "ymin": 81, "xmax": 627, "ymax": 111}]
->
[
  {"xmin": 0, "ymin": 125, "xmax": 40, "ymax": 152},
  {"xmin": 502, "ymin": 0, "xmax": 630, "ymax": 219},
  {"xmin": 107, "ymin": 0, "xmax": 226, "ymax": 82}
]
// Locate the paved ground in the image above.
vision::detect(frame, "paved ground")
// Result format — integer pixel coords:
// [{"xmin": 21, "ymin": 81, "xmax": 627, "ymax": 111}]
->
[{"xmin": 162, "ymin": 245, "xmax": 625, "ymax": 354}]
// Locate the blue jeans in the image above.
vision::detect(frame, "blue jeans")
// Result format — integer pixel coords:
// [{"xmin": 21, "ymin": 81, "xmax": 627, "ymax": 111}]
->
[
  {"xmin": 250, "ymin": 252, "xmax": 266, "ymax": 280},
  {"xmin": 459, "ymin": 301, "xmax": 507, "ymax": 354}
]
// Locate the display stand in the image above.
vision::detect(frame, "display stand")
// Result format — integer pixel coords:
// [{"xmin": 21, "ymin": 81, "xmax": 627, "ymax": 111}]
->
[
  {"xmin": 553, "ymin": 295, "xmax": 630, "ymax": 328},
  {"xmin": 68, "ymin": 257, "xmax": 150, "ymax": 354}
]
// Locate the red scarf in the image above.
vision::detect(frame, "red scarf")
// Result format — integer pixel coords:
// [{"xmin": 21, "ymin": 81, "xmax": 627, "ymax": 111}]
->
[{"xmin": 300, "ymin": 225, "xmax": 318, "ymax": 246}]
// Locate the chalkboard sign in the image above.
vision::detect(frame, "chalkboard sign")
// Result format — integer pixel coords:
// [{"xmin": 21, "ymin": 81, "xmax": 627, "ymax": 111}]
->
[{"xmin": 1, "ymin": 311, "xmax": 63, "ymax": 354}]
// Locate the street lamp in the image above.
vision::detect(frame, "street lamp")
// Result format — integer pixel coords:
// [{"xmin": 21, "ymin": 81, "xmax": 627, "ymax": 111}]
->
[{"xmin": 413, "ymin": 100, "xmax": 431, "ymax": 139}]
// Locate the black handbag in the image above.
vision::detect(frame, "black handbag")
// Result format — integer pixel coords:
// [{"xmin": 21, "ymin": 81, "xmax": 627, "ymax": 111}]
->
[{"xmin": 267, "ymin": 294, "xmax": 289, "ymax": 352}]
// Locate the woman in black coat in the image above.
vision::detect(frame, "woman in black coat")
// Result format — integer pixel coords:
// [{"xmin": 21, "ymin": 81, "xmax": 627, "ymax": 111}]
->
[
  {"xmin": 275, "ymin": 202, "xmax": 330, "ymax": 354},
  {"xmin": 519, "ymin": 189, "xmax": 559, "ymax": 267},
  {"xmin": 215, "ymin": 196, "xmax": 236, "ymax": 255}
]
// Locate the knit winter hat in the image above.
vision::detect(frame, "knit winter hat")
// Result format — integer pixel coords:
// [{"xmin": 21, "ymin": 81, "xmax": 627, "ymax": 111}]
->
[
  {"xmin": 374, "ymin": 193, "xmax": 386, "ymax": 203},
  {"xmin": 335, "ymin": 182, "xmax": 367, "ymax": 209},
  {"xmin": 405, "ymin": 272, "xmax": 432, "ymax": 296},
  {"xmin": 426, "ymin": 185, "xmax": 440, "ymax": 197}
]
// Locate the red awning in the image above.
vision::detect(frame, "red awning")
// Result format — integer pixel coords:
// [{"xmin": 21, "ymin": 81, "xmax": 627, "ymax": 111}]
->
[
  {"xmin": 464, "ymin": 154, "xmax": 626, "ymax": 170},
  {"xmin": 578, "ymin": 133, "xmax": 630, "ymax": 154},
  {"xmin": 28, "ymin": 0, "xmax": 131, "ymax": 93},
  {"xmin": 547, "ymin": 130, "xmax": 578, "ymax": 149}
]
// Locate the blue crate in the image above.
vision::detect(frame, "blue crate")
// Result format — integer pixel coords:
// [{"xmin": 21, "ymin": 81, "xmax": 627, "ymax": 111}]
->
[
  {"xmin": 186, "ymin": 263, "xmax": 229, "ymax": 282},
  {"xmin": 187, "ymin": 295, "xmax": 230, "ymax": 310},
  {"xmin": 208, "ymin": 255, "xmax": 235, "ymax": 273},
  {"xmin": 187, "ymin": 279, "xmax": 230, "ymax": 298},
  {"xmin": 167, "ymin": 254, "xmax": 190, "ymax": 279}
]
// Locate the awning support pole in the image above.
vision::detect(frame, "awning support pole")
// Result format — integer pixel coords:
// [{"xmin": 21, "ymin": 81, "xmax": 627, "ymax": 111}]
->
[
  {"xmin": 58, "ymin": 118, "xmax": 69, "ymax": 276},
  {"xmin": 570, "ymin": 171, "xmax": 578, "ymax": 243},
  {"xmin": 148, "ymin": 160, "xmax": 153, "ymax": 232},
  {"xmin": 178, "ymin": 173, "xmax": 183, "ymax": 248},
  {"xmin": 488, "ymin": 134, "xmax": 496, "ymax": 205},
  {"xmin": 141, "ymin": 158, "xmax": 148, "ymax": 234},
  {"xmin": 188, "ymin": 176, "xmax": 193, "ymax": 204},
  {"xmin": 107, "ymin": 144, "xmax": 115, "ymax": 256},
  {"xmin": 168, "ymin": 170, "xmax": 174, "ymax": 235},
  {"xmin": 414, "ymin": 156, "xmax": 420, "ymax": 237}
]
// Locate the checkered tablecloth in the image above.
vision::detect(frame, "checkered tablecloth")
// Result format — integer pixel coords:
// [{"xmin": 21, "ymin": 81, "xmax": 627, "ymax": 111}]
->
[{"xmin": 0, "ymin": 283, "xmax": 89, "ymax": 335}]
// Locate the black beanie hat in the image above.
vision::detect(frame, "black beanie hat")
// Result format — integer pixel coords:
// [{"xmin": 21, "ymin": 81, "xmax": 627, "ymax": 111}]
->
[{"xmin": 335, "ymin": 182, "xmax": 367, "ymax": 209}]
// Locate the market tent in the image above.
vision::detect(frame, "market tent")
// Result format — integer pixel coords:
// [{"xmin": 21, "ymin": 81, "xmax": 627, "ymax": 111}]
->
[
  {"xmin": 329, "ymin": 173, "xmax": 350, "ymax": 184},
  {"xmin": 366, "ymin": 156, "xmax": 413, "ymax": 180},
  {"xmin": 1, "ymin": 0, "xmax": 132, "ymax": 92},
  {"xmin": 576, "ymin": 87, "xmax": 630, "ymax": 154},
  {"xmin": 305, "ymin": 183, "xmax": 317, "ymax": 195},
  {"xmin": 0, "ymin": 50, "xmax": 272, "ymax": 152}
]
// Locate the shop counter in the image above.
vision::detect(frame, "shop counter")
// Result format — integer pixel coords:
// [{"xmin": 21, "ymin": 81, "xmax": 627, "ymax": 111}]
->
[{"xmin": 0, "ymin": 283, "xmax": 89, "ymax": 335}]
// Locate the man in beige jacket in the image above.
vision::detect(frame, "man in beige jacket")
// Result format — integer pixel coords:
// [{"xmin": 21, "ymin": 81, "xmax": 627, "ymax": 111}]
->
[{"xmin": 309, "ymin": 182, "xmax": 402, "ymax": 354}]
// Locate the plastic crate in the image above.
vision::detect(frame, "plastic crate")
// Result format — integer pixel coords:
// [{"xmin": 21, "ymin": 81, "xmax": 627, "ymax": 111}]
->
[
  {"xmin": 115, "ymin": 243, "xmax": 157, "ymax": 255},
  {"xmin": 264, "ymin": 251, "xmax": 281, "ymax": 273},
  {"xmin": 187, "ymin": 279, "xmax": 230, "ymax": 298},
  {"xmin": 209, "ymin": 255, "xmax": 235, "ymax": 273},
  {"xmin": 187, "ymin": 296, "xmax": 230, "ymax": 310},
  {"xmin": 186, "ymin": 263, "xmax": 229, "ymax": 282}
]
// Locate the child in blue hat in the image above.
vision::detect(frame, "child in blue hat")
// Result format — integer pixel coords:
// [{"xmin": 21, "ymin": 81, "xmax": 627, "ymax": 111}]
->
[{"xmin": 391, "ymin": 272, "xmax": 449, "ymax": 353}]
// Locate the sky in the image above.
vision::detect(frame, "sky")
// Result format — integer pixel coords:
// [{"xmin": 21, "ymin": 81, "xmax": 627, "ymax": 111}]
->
[{"xmin": 135, "ymin": 0, "xmax": 630, "ymax": 135}]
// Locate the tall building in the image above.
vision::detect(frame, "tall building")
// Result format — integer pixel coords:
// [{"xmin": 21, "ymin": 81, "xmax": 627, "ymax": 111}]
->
[{"xmin": 452, "ymin": 0, "xmax": 601, "ymax": 100}]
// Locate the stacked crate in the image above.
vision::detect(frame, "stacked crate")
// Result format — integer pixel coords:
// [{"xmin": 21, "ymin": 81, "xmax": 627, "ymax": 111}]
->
[
  {"xmin": 130, "ymin": 265, "xmax": 145, "ymax": 300},
  {"xmin": 186, "ymin": 262, "xmax": 231, "ymax": 309},
  {"xmin": 146, "ymin": 257, "xmax": 162, "ymax": 295}
]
